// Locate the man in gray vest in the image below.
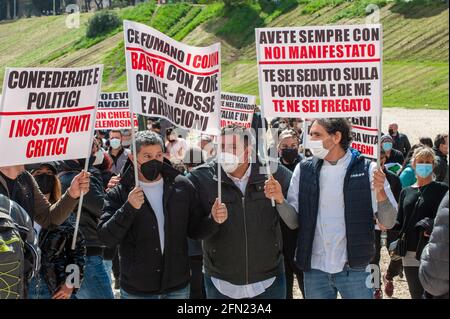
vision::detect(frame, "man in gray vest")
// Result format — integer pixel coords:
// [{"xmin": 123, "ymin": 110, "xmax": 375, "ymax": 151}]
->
[{"xmin": 265, "ymin": 118, "xmax": 398, "ymax": 299}]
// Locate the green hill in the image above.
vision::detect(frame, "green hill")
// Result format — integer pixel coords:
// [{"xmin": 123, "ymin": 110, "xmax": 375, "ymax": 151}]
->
[{"xmin": 0, "ymin": 0, "xmax": 448, "ymax": 109}]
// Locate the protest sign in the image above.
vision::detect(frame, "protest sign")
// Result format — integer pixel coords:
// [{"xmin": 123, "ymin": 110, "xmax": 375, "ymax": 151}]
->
[
  {"xmin": 350, "ymin": 116, "xmax": 378, "ymax": 160},
  {"xmin": 256, "ymin": 25, "xmax": 382, "ymax": 119},
  {"xmin": 221, "ymin": 92, "xmax": 256, "ymax": 128},
  {"xmin": 95, "ymin": 91, "xmax": 138, "ymax": 129},
  {"xmin": 0, "ymin": 66, "xmax": 103, "ymax": 167},
  {"xmin": 124, "ymin": 20, "xmax": 221, "ymax": 135}
]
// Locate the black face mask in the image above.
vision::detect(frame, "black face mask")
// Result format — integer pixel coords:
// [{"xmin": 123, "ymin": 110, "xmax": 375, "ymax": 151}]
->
[
  {"xmin": 388, "ymin": 129, "xmax": 395, "ymax": 135},
  {"xmin": 34, "ymin": 174, "xmax": 55, "ymax": 195},
  {"xmin": 140, "ymin": 159, "xmax": 163, "ymax": 182},
  {"xmin": 281, "ymin": 148, "xmax": 298, "ymax": 164}
]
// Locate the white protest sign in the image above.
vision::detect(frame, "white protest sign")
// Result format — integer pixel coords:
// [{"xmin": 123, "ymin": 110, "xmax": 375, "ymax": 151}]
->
[
  {"xmin": 221, "ymin": 92, "xmax": 256, "ymax": 128},
  {"xmin": 124, "ymin": 20, "xmax": 221, "ymax": 135},
  {"xmin": 95, "ymin": 91, "xmax": 138, "ymax": 129},
  {"xmin": 256, "ymin": 25, "xmax": 382, "ymax": 119},
  {"xmin": 350, "ymin": 116, "xmax": 378, "ymax": 160},
  {"xmin": 0, "ymin": 66, "xmax": 103, "ymax": 167}
]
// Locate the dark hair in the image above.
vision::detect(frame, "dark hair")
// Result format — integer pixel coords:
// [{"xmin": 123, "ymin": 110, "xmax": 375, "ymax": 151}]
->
[
  {"xmin": 110, "ymin": 130, "xmax": 122, "ymax": 137},
  {"xmin": 221, "ymin": 124, "xmax": 255, "ymax": 148},
  {"xmin": 434, "ymin": 133, "xmax": 448, "ymax": 149},
  {"xmin": 314, "ymin": 118, "xmax": 353, "ymax": 151},
  {"xmin": 419, "ymin": 137, "xmax": 433, "ymax": 148}
]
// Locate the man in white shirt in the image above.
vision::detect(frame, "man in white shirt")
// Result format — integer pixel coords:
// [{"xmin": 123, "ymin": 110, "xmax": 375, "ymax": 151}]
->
[
  {"xmin": 265, "ymin": 118, "xmax": 398, "ymax": 299},
  {"xmin": 99, "ymin": 131, "xmax": 210, "ymax": 299}
]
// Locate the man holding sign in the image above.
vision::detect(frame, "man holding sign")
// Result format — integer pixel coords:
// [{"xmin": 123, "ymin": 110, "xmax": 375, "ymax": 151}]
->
[
  {"xmin": 188, "ymin": 125, "xmax": 292, "ymax": 299},
  {"xmin": 98, "ymin": 131, "xmax": 213, "ymax": 299},
  {"xmin": 272, "ymin": 118, "xmax": 398, "ymax": 299}
]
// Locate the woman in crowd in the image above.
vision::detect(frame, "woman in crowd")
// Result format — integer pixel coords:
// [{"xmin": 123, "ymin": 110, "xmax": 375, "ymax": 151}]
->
[
  {"xmin": 395, "ymin": 146, "xmax": 448, "ymax": 299},
  {"xmin": 28, "ymin": 163, "xmax": 86, "ymax": 299}
]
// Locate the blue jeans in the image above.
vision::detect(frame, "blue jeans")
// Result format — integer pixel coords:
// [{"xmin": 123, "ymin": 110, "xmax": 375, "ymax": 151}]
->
[
  {"xmin": 204, "ymin": 264, "xmax": 286, "ymax": 299},
  {"xmin": 304, "ymin": 266, "xmax": 374, "ymax": 299},
  {"xmin": 120, "ymin": 285, "xmax": 190, "ymax": 299},
  {"xmin": 103, "ymin": 260, "xmax": 113, "ymax": 285},
  {"xmin": 28, "ymin": 273, "xmax": 77, "ymax": 299},
  {"xmin": 76, "ymin": 256, "xmax": 114, "ymax": 299},
  {"xmin": 28, "ymin": 275, "xmax": 53, "ymax": 299}
]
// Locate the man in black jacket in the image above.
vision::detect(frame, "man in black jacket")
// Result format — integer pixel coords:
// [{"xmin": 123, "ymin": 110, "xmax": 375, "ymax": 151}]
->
[
  {"xmin": 98, "ymin": 131, "xmax": 209, "ymax": 299},
  {"xmin": 188, "ymin": 125, "xmax": 292, "ymax": 299},
  {"xmin": 388, "ymin": 123, "xmax": 411, "ymax": 158}
]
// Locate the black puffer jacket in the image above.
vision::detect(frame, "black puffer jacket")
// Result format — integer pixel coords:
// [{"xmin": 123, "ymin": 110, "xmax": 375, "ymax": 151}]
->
[
  {"xmin": 58, "ymin": 160, "xmax": 105, "ymax": 255},
  {"xmin": 98, "ymin": 162, "xmax": 210, "ymax": 295},
  {"xmin": 187, "ymin": 161, "xmax": 292, "ymax": 285},
  {"xmin": 38, "ymin": 216, "xmax": 86, "ymax": 295}
]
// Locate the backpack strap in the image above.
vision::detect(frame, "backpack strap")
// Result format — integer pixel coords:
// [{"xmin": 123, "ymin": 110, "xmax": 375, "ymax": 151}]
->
[{"xmin": 0, "ymin": 195, "xmax": 12, "ymax": 217}]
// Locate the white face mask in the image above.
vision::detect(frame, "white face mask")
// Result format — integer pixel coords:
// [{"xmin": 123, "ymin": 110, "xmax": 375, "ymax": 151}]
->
[
  {"xmin": 220, "ymin": 152, "xmax": 241, "ymax": 174},
  {"xmin": 93, "ymin": 149, "xmax": 104, "ymax": 166},
  {"xmin": 110, "ymin": 138, "xmax": 121, "ymax": 150},
  {"xmin": 279, "ymin": 123, "xmax": 287, "ymax": 130},
  {"xmin": 308, "ymin": 140, "xmax": 330, "ymax": 160}
]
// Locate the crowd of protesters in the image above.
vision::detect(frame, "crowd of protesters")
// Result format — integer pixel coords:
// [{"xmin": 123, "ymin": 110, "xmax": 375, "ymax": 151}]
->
[{"xmin": 1, "ymin": 113, "xmax": 448, "ymax": 300}]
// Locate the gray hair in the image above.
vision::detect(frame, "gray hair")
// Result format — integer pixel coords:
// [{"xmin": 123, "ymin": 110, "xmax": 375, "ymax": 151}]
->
[{"xmin": 131, "ymin": 131, "xmax": 165, "ymax": 154}]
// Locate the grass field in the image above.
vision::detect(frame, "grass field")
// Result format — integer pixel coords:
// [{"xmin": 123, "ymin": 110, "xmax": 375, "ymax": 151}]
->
[{"xmin": 0, "ymin": 0, "xmax": 448, "ymax": 109}]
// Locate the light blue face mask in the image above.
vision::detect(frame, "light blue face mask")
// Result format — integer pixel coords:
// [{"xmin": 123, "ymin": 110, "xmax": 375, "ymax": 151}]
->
[
  {"xmin": 415, "ymin": 163, "xmax": 433, "ymax": 178},
  {"xmin": 382, "ymin": 142, "xmax": 393, "ymax": 152}
]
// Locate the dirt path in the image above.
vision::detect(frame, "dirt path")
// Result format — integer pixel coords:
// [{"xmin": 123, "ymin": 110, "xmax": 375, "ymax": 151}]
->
[{"xmin": 382, "ymin": 108, "xmax": 449, "ymax": 146}]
